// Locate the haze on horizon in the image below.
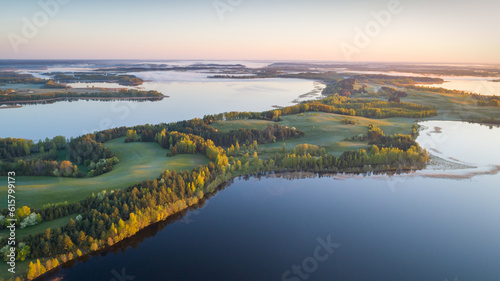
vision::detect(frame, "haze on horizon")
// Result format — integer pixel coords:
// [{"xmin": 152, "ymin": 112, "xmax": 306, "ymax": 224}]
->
[{"xmin": 0, "ymin": 0, "xmax": 499, "ymax": 64}]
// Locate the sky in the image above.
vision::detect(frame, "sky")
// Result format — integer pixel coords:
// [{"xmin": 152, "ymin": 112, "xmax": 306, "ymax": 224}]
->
[{"xmin": 0, "ymin": 0, "xmax": 499, "ymax": 64}]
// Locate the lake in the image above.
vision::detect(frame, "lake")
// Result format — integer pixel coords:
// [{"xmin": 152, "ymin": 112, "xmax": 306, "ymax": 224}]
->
[
  {"xmin": 417, "ymin": 120, "xmax": 500, "ymax": 166},
  {"xmin": 39, "ymin": 174, "xmax": 500, "ymax": 281},
  {"xmin": 0, "ymin": 73, "xmax": 323, "ymax": 140},
  {"xmin": 38, "ymin": 121, "xmax": 500, "ymax": 281},
  {"xmin": 337, "ymin": 69, "xmax": 500, "ymax": 96},
  {"xmin": 416, "ymin": 77, "xmax": 500, "ymax": 96}
]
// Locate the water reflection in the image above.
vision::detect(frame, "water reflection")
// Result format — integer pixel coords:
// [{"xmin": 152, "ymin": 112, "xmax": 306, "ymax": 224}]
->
[
  {"xmin": 0, "ymin": 78, "xmax": 320, "ymax": 139},
  {"xmin": 39, "ymin": 172, "xmax": 500, "ymax": 281},
  {"xmin": 417, "ymin": 120, "xmax": 500, "ymax": 166}
]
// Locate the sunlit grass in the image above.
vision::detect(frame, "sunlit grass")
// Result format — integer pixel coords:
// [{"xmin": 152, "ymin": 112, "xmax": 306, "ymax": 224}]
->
[{"xmin": 0, "ymin": 138, "xmax": 209, "ymax": 209}]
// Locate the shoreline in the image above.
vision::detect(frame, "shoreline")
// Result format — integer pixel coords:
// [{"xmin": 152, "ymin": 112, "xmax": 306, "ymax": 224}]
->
[
  {"xmin": 0, "ymin": 105, "xmax": 22, "ymax": 109},
  {"xmin": 0, "ymin": 95, "xmax": 168, "ymax": 106},
  {"xmin": 22, "ymin": 149, "xmax": 500, "ymax": 281},
  {"xmin": 31, "ymin": 158, "xmax": 495, "ymax": 280},
  {"xmin": 31, "ymin": 166, "xmax": 419, "ymax": 280}
]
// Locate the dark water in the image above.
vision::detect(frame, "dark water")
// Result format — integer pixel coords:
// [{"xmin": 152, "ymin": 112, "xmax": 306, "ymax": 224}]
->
[{"xmin": 40, "ymin": 173, "xmax": 500, "ymax": 281}]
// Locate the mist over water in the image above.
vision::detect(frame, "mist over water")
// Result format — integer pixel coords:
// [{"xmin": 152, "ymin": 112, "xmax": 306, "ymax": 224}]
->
[{"xmin": 0, "ymin": 70, "xmax": 322, "ymax": 140}]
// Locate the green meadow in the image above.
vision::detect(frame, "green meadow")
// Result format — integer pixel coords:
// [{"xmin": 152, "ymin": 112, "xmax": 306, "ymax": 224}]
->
[
  {"xmin": 3, "ymin": 88, "xmax": 499, "ymax": 211},
  {"xmin": 0, "ymin": 138, "xmax": 209, "ymax": 209},
  {"xmin": 212, "ymin": 112, "xmax": 414, "ymax": 156},
  {"xmin": 0, "ymin": 214, "xmax": 77, "ymax": 240}
]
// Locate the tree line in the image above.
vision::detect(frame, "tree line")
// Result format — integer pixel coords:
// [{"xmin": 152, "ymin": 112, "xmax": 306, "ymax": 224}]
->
[
  {"xmin": 68, "ymin": 134, "xmax": 117, "ymax": 177},
  {"xmin": 0, "ymin": 72, "xmax": 45, "ymax": 84},
  {"xmin": 49, "ymin": 73, "xmax": 143, "ymax": 86},
  {"xmin": 0, "ymin": 89, "xmax": 164, "ymax": 103},
  {"xmin": 205, "ymin": 95, "xmax": 436, "ymax": 122},
  {"xmin": 0, "ymin": 136, "xmax": 67, "ymax": 160}
]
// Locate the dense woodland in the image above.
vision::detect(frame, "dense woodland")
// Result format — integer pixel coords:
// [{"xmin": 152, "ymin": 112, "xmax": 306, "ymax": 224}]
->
[
  {"xmin": 48, "ymin": 73, "xmax": 143, "ymax": 86},
  {"xmin": 475, "ymin": 96, "xmax": 500, "ymax": 107},
  {"xmin": 0, "ymin": 136, "xmax": 85, "ymax": 178},
  {"xmin": 40, "ymin": 80, "xmax": 69, "ymax": 89},
  {"xmin": 206, "ymin": 95, "xmax": 436, "ymax": 122},
  {"xmin": 0, "ymin": 159, "xmax": 82, "ymax": 178},
  {"xmin": 0, "ymin": 89, "xmax": 164, "ymax": 103},
  {"xmin": 322, "ymin": 76, "xmax": 442, "ymax": 97},
  {"xmin": 322, "ymin": 78, "xmax": 361, "ymax": 96},
  {"xmin": 355, "ymin": 74, "xmax": 443, "ymax": 86},
  {"xmin": 0, "ymin": 72, "xmax": 45, "ymax": 84},
  {"xmin": 0, "ymin": 136, "xmax": 67, "ymax": 160},
  {"xmin": 68, "ymin": 135, "xmax": 118, "ymax": 177}
]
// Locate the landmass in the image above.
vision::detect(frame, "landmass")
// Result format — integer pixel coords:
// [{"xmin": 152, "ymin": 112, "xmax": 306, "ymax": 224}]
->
[
  {"xmin": 1, "ymin": 70, "xmax": 500, "ymax": 281},
  {"xmin": 0, "ymin": 89, "xmax": 166, "ymax": 107}
]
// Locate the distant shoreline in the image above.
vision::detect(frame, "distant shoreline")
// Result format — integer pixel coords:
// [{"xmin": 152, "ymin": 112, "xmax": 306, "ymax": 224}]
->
[
  {"xmin": 0, "ymin": 95, "xmax": 168, "ymax": 107},
  {"xmin": 0, "ymin": 105, "xmax": 22, "ymax": 109}
]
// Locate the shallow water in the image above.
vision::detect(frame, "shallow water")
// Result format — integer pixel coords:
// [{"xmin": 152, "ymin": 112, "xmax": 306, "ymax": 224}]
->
[{"xmin": 417, "ymin": 120, "xmax": 500, "ymax": 166}]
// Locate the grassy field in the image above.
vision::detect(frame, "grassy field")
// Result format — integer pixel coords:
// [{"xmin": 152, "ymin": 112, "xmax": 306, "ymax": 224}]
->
[
  {"xmin": 403, "ymin": 89, "xmax": 500, "ymax": 121},
  {"xmin": 212, "ymin": 112, "xmax": 414, "ymax": 156},
  {"xmin": 0, "ymin": 214, "xmax": 77, "ymax": 240},
  {"xmin": 0, "ymin": 138, "xmax": 209, "ymax": 209},
  {"xmin": 4, "ymin": 89, "xmax": 497, "ymax": 210},
  {"xmin": 212, "ymin": 88, "xmax": 500, "ymax": 157},
  {"xmin": 0, "ymin": 262, "xmax": 29, "ymax": 281}
]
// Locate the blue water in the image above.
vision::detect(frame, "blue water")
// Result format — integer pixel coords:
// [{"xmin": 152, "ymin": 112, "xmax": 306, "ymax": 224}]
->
[{"xmin": 41, "ymin": 172, "xmax": 500, "ymax": 281}]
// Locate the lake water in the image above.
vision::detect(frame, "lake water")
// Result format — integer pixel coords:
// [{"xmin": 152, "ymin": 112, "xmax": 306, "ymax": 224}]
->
[
  {"xmin": 337, "ymin": 69, "xmax": 500, "ymax": 96},
  {"xmin": 417, "ymin": 121, "xmax": 500, "ymax": 166},
  {"xmin": 39, "ymin": 174, "xmax": 500, "ymax": 281},
  {"xmin": 0, "ymin": 73, "xmax": 323, "ymax": 139},
  {"xmin": 416, "ymin": 78, "xmax": 500, "ymax": 96},
  {"xmin": 38, "ymin": 121, "xmax": 500, "ymax": 281},
  {"xmin": 4, "ymin": 64, "xmax": 500, "ymax": 280}
]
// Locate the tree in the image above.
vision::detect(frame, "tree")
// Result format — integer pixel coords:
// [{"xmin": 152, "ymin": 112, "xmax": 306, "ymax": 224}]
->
[
  {"xmin": 388, "ymin": 96, "xmax": 400, "ymax": 103},
  {"xmin": 63, "ymin": 235, "xmax": 75, "ymax": 252},
  {"xmin": 125, "ymin": 130, "xmax": 138, "ymax": 143},
  {"xmin": 367, "ymin": 125, "xmax": 385, "ymax": 141}
]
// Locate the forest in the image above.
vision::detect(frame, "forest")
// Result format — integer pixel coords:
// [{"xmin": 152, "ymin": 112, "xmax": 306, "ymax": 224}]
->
[
  {"xmin": 0, "ymin": 89, "xmax": 164, "ymax": 104},
  {"xmin": 0, "ymin": 136, "xmax": 67, "ymax": 160},
  {"xmin": 205, "ymin": 95, "xmax": 436, "ymax": 122},
  {"xmin": 40, "ymin": 80, "xmax": 69, "ymax": 89},
  {"xmin": 46, "ymin": 73, "xmax": 143, "ymax": 86},
  {"xmin": 0, "ymin": 72, "xmax": 45, "ymax": 84}
]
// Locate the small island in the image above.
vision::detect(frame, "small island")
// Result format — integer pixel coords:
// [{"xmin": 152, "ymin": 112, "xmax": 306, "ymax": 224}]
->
[
  {"xmin": 0, "ymin": 72, "xmax": 166, "ymax": 107},
  {"xmin": 44, "ymin": 72, "xmax": 144, "ymax": 86},
  {"xmin": 0, "ymin": 89, "xmax": 166, "ymax": 107}
]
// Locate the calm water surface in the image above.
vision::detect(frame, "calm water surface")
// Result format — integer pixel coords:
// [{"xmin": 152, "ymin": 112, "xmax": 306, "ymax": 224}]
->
[
  {"xmin": 416, "ymin": 78, "xmax": 500, "ymax": 96},
  {"xmin": 38, "ymin": 122, "xmax": 500, "ymax": 281},
  {"xmin": 39, "ymin": 173, "xmax": 500, "ymax": 281},
  {"xmin": 0, "ymin": 74, "xmax": 322, "ymax": 139},
  {"xmin": 417, "ymin": 120, "xmax": 500, "ymax": 166}
]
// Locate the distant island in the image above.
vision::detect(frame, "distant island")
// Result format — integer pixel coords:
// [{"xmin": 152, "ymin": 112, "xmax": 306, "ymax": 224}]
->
[
  {"xmin": 0, "ymin": 89, "xmax": 166, "ymax": 107},
  {"xmin": 0, "ymin": 72, "xmax": 165, "ymax": 107},
  {"xmin": 44, "ymin": 72, "xmax": 144, "ymax": 86}
]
